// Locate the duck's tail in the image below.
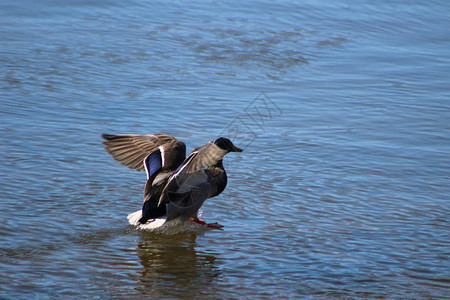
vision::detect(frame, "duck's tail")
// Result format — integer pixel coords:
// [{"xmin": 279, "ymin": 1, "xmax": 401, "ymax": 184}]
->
[
  {"xmin": 127, "ymin": 209, "xmax": 168, "ymax": 229},
  {"xmin": 127, "ymin": 210, "xmax": 142, "ymax": 226}
]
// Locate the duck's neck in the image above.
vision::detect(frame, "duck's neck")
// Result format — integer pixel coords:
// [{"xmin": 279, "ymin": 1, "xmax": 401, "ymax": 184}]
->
[
  {"xmin": 207, "ymin": 159, "xmax": 227, "ymax": 197},
  {"xmin": 207, "ymin": 160, "xmax": 224, "ymax": 170}
]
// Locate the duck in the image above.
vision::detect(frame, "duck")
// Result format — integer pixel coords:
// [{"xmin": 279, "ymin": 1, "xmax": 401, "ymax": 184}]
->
[{"xmin": 101, "ymin": 133, "xmax": 242, "ymax": 229}]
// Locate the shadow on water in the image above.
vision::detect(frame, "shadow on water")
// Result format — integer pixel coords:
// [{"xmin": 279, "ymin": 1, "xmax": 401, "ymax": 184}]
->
[{"xmin": 134, "ymin": 229, "xmax": 221, "ymax": 297}]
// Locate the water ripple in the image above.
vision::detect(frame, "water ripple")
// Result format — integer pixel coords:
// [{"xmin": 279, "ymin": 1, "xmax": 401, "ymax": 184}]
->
[{"xmin": 2, "ymin": 0, "xmax": 450, "ymax": 298}]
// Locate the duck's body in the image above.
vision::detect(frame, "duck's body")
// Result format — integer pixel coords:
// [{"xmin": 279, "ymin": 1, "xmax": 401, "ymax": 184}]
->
[{"xmin": 102, "ymin": 134, "xmax": 242, "ymax": 229}]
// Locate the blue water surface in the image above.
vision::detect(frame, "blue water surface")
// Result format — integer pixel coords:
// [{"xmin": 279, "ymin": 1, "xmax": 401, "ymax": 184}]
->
[{"xmin": 1, "ymin": 0, "xmax": 449, "ymax": 298}]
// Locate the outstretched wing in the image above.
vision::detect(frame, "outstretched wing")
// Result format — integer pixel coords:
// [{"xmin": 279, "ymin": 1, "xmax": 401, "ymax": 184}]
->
[
  {"xmin": 176, "ymin": 142, "xmax": 228, "ymax": 174},
  {"xmin": 102, "ymin": 133, "xmax": 186, "ymax": 172},
  {"xmin": 157, "ymin": 141, "xmax": 227, "ymax": 207}
]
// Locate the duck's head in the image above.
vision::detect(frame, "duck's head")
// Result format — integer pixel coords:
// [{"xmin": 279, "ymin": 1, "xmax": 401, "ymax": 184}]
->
[{"xmin": 214, "ymin": 137, "xmax": 243, "ymax": 153}]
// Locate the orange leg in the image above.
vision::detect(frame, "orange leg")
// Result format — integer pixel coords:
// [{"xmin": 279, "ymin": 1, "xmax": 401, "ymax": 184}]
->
[{"xmin": 187, "ymin": 218, "xmax": 224, "ymax": 230}]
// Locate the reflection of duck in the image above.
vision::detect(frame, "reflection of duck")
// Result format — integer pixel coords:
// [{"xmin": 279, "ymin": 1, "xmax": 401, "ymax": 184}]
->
[
  {"xmin": 102, "ymin": 134, "xmax": 242, "ymax": 229},
  {"xmin": 135, "ymin": 232, "xmax": 221, "ymax": 297}
]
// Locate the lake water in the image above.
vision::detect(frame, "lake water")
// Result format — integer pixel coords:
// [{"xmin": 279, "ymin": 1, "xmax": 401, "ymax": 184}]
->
[{"xmin": 1, "ymin": 0, "xmax": 449, "ymax": 298}]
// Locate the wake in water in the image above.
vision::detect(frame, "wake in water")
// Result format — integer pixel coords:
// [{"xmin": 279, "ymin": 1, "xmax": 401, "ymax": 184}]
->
[{"xmin": 127, "ymin": 209, "xmax": 223, "ymax": 232}]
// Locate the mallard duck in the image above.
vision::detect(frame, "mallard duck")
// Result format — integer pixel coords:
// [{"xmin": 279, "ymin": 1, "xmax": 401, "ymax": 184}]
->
[{"xmin": 102, "ymin": 134, "xmax": 242, "ymax": 229}]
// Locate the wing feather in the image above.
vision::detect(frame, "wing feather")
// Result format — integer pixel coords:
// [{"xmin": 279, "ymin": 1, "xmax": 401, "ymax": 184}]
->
[
  {"xmin": 102, "ymin": 133, "xmax": 186, "ymax": 171},
  {"xmin": 178, "ymin": 142, "xmax": 228, "ymax": 174}
]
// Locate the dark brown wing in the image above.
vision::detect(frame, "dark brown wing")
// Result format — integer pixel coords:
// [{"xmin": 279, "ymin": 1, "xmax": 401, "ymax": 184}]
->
[
  {"xmin": 157, "ymin": 141, "xmax": 228, "ymax": 207},
  {"xmin": 102, "ymin": 133, "xmax": 186, "ymax": 171}
]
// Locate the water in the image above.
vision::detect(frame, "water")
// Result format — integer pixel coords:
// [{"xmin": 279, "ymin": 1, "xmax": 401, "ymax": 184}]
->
[{"xmin": 1, "ymin": 0, "xmax": 449, "ymax": 298}]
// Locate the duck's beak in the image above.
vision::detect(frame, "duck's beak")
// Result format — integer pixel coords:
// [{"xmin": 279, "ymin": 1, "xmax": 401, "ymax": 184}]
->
[{"xmin": 231, "ymin": 145, "xmax": 243, "ymax": 152}]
